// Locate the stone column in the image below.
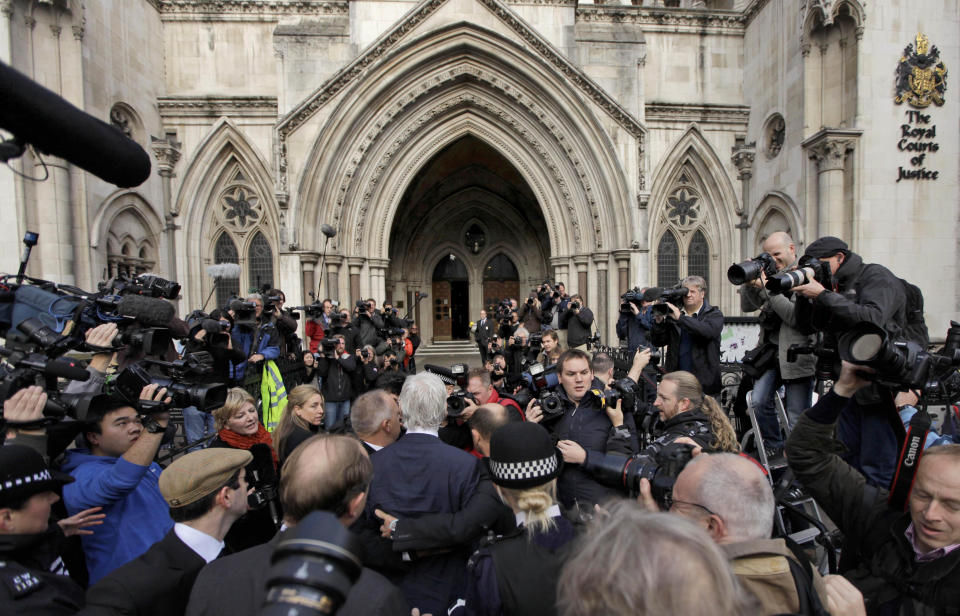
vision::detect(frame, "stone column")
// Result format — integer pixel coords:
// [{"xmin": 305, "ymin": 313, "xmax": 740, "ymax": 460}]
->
[
  {"xmin": 323, "ymin": 255, "xmax": 342, "ymax": 301},
  {"xmin": 0, "ymin": 2, "xmax": 21, "ymax": 269},
  {"xmin": 369, "ymin": 258, "xmax": 389, "ymax": 302},
  {"xmin": 299, "ymin": 254, "xmax": 318, "ymax": 304},
  {"xmin": 573, "ymin": 255, "xmax": 589, "ymax": 303},
  {"xmin": 347, "ymin": 257, "xmax": 365, "ymax": 304},
  {"xmin": 151, "ymin": 136, "xmax": 182, "ymax": 280},
  {"xmin": 803, "ymin": 129, "xmax": 860, "ymax": 239},
  {"xmin": 592, "ymin": 253, "xmax": 609, "ymax": 342},
  {"xmin": 731, "ymin": 136, "xmax": 756, "ymax": 259},
  {"xmin": 550, "ymin": 256, "xmax": 569, "ymax": 288},
  {"xmin": 613, "ymin": 250, "xmax": 631, "ymax": 295}
]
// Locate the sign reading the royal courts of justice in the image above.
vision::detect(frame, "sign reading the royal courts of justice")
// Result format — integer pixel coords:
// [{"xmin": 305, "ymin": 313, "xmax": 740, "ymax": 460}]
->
[{"xmin": 894, "ymin": 33, "xmax": 947, "ymax": 183}]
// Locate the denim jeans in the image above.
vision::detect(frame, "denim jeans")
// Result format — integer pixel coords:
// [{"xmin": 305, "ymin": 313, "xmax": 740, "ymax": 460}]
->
[
  {"xmin": 324, "ymin": 400, "xmax": 351, "ymax": 429},
  {"xmin": 181, "ymin": 405, "xmax": 215, "ymax": 451},
  {"xmin": 751, "ymin": 369, "xmax": 814, "ymax": 449}
]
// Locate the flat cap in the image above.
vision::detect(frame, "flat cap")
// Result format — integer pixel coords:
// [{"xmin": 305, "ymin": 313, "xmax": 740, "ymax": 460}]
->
[
  {"xmin": 804, "ymin": 236, "xmax": 848, "ymax": 258},
  {"xmin": 160, "ymin": 448, "xmax": 252, "ymax": 508}
]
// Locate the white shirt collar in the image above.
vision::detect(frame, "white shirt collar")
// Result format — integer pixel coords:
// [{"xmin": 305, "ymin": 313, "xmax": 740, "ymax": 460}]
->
[
  {"xmin": 405, "ymin": 427, "xmax": 439, "ymax": 438},
  {"xmin": 365, "ymin": 440, "xmax": 384, "ymax": 451},
  {"xmin": 174, "ymin": 523, "xmax": 224, "ymax": 564},
  {"xmin": 515, "ymin": 504, "xmax": 562, "ymax": 528}
]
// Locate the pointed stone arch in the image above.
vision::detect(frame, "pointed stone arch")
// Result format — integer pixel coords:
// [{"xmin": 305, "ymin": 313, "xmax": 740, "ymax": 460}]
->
[
  {"xmin": 289, "ymin": 22, "xmax": 639, "ymax": 264},
  {"xmin": 649, "ymin": 124, "xmax": 739, "ymax": 308},
  {"xmin": 175, "ymin": 118, "xmax": 280, "ymax": 306},
  {"xmin": 750, "ymin": 191, "xmax": 805, "ymax": 251},
  {"xmin": 90, "ymin": 190, "xmax": 164, "ymax": 281}
]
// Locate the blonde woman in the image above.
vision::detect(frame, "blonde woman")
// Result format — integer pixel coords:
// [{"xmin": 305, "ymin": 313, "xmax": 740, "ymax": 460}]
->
[
  {"xmin": 272, "ymin": 384, "xmax": 325, "ymax": 464},
  {"xmin": 462, "ymin": 422, "xmax": 575, "ymax": 616},
  {"xmin": 210, "ymin": 387, "xmax": 280, "ymax": 550}
]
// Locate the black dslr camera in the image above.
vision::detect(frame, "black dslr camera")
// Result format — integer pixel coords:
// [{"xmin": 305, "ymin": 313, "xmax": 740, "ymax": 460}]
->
[
  {"xmin": 588, "ymin": 442, "xmax": 697, "ymax": 505},
  {"xmin": 727, "ymin": 252, "xmax": 777, "ymax": 286},
  {"xmin": 535, "ymin": 389, "xmax": 564, "ymax": 422},
  {"xmin": 765, "ymin": 255, "xmax": 831, "ymax": 295}
]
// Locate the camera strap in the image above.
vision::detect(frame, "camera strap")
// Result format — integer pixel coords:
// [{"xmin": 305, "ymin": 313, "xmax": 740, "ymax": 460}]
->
[{"xmin": 887, "ymin": 405, "xmax": 932, "ymax": 511}]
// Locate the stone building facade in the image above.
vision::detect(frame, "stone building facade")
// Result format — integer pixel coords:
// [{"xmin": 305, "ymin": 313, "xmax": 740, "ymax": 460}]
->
[{"xmin": 0, "ymin": 0, "xmax": 956, "ymax": 342}]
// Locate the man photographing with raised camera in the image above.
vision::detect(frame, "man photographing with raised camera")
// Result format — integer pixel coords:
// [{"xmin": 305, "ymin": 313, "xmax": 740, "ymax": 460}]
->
[
  {"xmin": 738, "ymin": 231, "xmax": 816, "ymax": 454},
  {"xmin": 791, "ymin": 236, "xmax": 921, "ymax": 487},
  {"xmin": 650, "ymin": 276, "xmax": 724, "ymax": 395},
  {"xmin": 560, "ymin": 294, "xmax": 594, "ymax": 351}
]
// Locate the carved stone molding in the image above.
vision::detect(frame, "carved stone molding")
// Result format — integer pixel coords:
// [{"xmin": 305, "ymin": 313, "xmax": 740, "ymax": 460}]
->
[
  {"xmin": 331, "ymin": 61, "xmax": 610, "ymax": 254},
  {"xmin": 1, "ymin": 1, "xmax": 13, "ymax": 19},
  {"xmin": 730, "ymin": 143, "xmax": 756, "ymax": 179},
  {"xmin": 157, "ymin": 96, "xmax": 278, "ymax": 118},
  {"xmin": 576, "ymin": 5, "xmax": 746, "ymax": 35},
  {"xmin": 151, "ymin": 136, "xmax": 182, "ymax": 177},
  {"xmin": 802, "ymin": 128, "xmax": 862, "ymax": 172},
  {"xmin": 157, "ymin": 0, "xmax": 348, "ymax": 21},
  {"xmin": 645, "ymin": 103, "xmax": 750, "ymax": 126},
  {"xmin": 278, "ymin": 1, "xmax": 646, "ymax": 143}
]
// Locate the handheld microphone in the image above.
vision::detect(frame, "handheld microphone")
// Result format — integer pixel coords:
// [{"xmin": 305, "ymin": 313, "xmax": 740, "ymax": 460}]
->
[
  {"xmin": 0, "ymin": 61, "xmax": 151, "ymax": 188},
  {"xmin": 116, "ymin": 295, "xmax": 175, "ymax": 328}
]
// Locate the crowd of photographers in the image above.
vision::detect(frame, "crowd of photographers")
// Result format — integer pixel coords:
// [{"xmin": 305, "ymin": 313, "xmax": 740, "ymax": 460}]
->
[{"xmin": 1, "ymin": 231, "xmax": 959, "ymax": 616}]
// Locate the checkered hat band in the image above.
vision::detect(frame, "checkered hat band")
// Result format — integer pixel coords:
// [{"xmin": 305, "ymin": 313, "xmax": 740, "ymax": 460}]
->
[
  {"xmin": 0, "ymin": 469, "xmax": 53, "ymax": 493},
  {"xmin": 490, "ymin": 455, "xmax": 557, "ymax": 483}
]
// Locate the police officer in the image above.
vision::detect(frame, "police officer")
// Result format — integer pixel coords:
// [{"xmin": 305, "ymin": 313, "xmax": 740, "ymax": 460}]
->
[{"xmin": 0, "ymin": 444, "xmax": 86, "ymax": 614}]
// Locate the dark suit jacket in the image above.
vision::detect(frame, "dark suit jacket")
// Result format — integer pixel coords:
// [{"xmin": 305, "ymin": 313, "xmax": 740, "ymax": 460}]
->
[
  {"xmin": 80, "ymin": 529, "xmax": 206, "ymax": 616},
  {"xmin": 185, "ymin": 532, "xmax": 408, "ymax": 616},
  {"xmin": 361, "ymin": 433, "xmax": 480, "ymax": 615}
]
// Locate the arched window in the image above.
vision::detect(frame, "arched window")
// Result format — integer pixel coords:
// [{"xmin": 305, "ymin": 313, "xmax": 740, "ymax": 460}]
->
[
  {"xmin": 688, "ymin": 230, "xmax": 710, "ymax": 299},
  {"xmin": 248, "ymin": 232, "xmax": 274, "ymax": 292},
  {"xmin": 483, "ymin": 253, "xmax": 519, "ymax": 281},
  {"xmin": 214, "ymin": 233, "xmax": 240, "ymax": 307},
  {"xmin": 657, "ymin": 232, "xmax": 680, "ymax": 288}
]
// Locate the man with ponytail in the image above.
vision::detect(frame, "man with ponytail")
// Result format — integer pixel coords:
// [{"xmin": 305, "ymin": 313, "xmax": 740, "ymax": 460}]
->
[{"xmin": 649, "ymin": 370, "xmax": 739, "ymax": 454}]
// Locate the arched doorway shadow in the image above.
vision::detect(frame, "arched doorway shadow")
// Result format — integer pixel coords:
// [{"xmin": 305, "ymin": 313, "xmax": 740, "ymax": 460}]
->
[{"xmin": 432, "ymin": 255, "xmax": 470, "ymax": 340}]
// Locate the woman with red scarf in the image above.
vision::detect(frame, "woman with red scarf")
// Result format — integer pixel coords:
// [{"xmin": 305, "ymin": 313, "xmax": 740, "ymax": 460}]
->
[{"xmin": 210, "ymin": 388, "xmax": 281, "ymax": 551}]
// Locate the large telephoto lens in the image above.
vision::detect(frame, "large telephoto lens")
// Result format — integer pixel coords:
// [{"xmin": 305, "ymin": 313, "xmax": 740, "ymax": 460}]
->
[{"xmin": 765, "ymin": 267, "xmax": 814, "ymax": 294}]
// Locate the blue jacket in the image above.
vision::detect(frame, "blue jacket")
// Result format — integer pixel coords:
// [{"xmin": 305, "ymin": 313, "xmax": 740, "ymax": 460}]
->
[
  {"xmin": 616, "ymin": 306, "xmax": 653, "ymax": 353},
  {"xmin": 230, "ymin": 323, "xmax": 281, "ymax": 381},
  {"xmin": 60, "ymin": 450, "xmax": 173, "ymax": 584}
]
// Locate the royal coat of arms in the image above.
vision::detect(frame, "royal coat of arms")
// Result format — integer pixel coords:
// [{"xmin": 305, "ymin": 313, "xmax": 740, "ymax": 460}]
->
[{"xmin": 895, "ymin": 33, "xmax": 948, "ymax": 108}]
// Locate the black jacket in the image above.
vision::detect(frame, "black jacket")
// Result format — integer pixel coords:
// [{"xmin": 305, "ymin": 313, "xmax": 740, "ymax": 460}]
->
[
  {"xmin": 81, "ymin": 529, "xmax": 206, "ymax": 616},
  {"xmin": 647, "ymin": 408, "xmax": 718, "ymax": 453},
  {"xmin": 0, "ymin": 530, "xmax": 84, "ymax": 616},
  {"xmin": 185, "ymin": 533, "xmax": 409, "ymax": 616},
  {"xmin": 786, "ymin": 391, "xmax": 960, "ymax": 614},
  {"xmin": 650, "ymin": 300, "xmax": 723, "ymax": 395},
  {"xmin": 795, "ymin": 251, "xmax": 909, "ymax": 342},
  {"xmin": 560, "ymin": 306, "xmax": 594, "ymax": 347},
  {"xmin": 316, "ymin": 354, "xmax": 359, "ymax": 402},
  {"xmin": 546, "ymin": 380, "xmax": 638, "ymax": 511}
]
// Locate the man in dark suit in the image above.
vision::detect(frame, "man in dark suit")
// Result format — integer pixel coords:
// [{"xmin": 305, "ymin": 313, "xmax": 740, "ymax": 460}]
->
[
  {"xmin": 185, "ymin": 435, "xmax": 408, "ymax": 616},
  {"xmin": 350, "ymin": 389, "xmax": 404, "ymax": 455},
  {"xmin": 360, "ymin": 372, "xmax": 481, "ymax": 615},
  {"xmin": 80, "ymin": 447, "xmax": 253, "ymax": 616},
  {"xmin": 475, "ymin": 309, "xmax": 495, "ymax": 363}
]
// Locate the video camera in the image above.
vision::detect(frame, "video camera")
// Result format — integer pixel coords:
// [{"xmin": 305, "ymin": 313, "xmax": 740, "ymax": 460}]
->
[
  {"xmin": 98, "ymin": 272, "xmax": 181, "ymax": 300},
  {"xmin": 650, "ymin": 286, "xmax": 689, "ymax": 316},
  {"xmin": 111, "ymin": 352, "xmax": 227, "ymax": 412},
  {"xmin": 289, "ymin": 301, "xmax": 325, "ymax": 319},
  {"xmin": 320, "ymin": 338, "xmax": 339, "ymax": 359},
  {"xmin": 229, "ymin": 300, "xmax": 259, "ymax": 329},
  {"xmin": 620, "ymin": 287, "xmax": 645, "ymax": 314},
  {"xmin": 186, "ymin": 310, "xmax": 230, "ymax": 349},
  {"xmin": 765, "ymin": 255, "xmax": 831, "ymax": 295},
  {"xmin": 727, "ymin": 252, "xmax": 777, "ymax": 286}
]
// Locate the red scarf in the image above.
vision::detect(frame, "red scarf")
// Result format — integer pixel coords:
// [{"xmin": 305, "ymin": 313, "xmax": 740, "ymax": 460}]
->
[{"xmin": 218, "ymin": 425, "xmax": 278, "ymax": 469}]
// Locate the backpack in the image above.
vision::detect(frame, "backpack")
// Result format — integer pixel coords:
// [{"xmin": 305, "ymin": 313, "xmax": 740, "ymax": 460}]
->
[{"xmin": 899, "ymin": 277, "xmax": 930, "ymax": 347}]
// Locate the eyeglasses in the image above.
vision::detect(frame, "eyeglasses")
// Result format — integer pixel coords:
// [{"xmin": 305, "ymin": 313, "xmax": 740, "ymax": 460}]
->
[{"xmin": 664, "ymin": 492, "xmax": 719, "ymax": 517}]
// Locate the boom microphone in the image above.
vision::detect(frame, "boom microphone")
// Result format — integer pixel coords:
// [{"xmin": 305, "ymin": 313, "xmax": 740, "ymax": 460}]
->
[
  {"xmin": 205, "ymin": 263, "xmax": 242, "ymax": 280},
  {"xmin": 116, "ymin": 295, "xmax": 175, "ymax": 328},
  {"xmin": 0, "ymin": 61, "xmax": 151, "ymax": 188}
]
